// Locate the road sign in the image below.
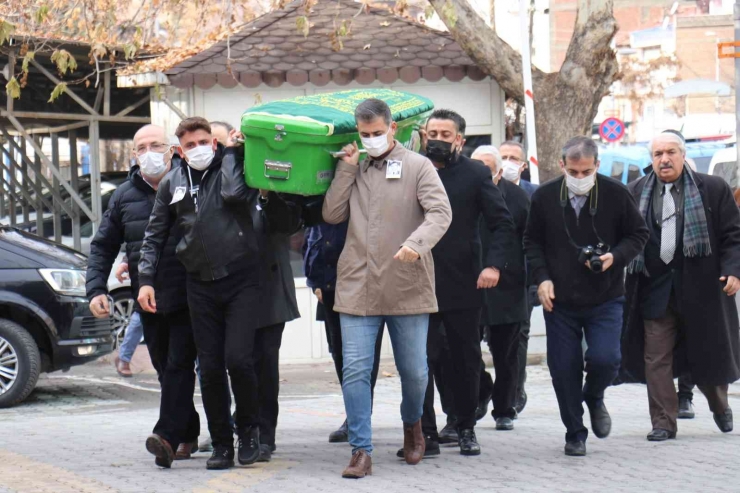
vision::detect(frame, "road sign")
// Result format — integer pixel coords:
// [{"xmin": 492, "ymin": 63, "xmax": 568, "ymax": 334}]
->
[{"xmin": 599, "ymin": 117, "xmax": 625, "ymax": 142}]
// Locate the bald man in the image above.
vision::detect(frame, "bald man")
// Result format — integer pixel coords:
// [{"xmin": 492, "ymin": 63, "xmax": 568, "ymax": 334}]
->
[{"xmin": 86, "ymin": 124, "xmax": 200, "ymax": 468}]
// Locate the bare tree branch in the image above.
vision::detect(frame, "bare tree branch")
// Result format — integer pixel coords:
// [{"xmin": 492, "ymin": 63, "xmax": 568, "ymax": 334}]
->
[{"xmin": 427, "ymin": 0, "xmax": 546, "ymax": 100}]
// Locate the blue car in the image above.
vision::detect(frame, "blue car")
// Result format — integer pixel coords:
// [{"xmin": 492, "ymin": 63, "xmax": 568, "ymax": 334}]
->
[
  {"xmin": 598, "ymin": 146, "xmax": 649, "ymax": 185},
  {"xmin": 684, "ymin": 142, "xmax": 731, "ymax": 174}
]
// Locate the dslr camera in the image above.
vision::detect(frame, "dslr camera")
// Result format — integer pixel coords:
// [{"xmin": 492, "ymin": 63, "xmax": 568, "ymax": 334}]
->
[{"xmin": 578, "ymin": 243, "xmax": 609, "ymax": 273}]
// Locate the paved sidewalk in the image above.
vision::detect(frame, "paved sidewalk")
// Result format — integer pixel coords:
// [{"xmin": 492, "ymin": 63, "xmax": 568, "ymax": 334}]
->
[{"xmin": 1, "ymin": 361, "xmax": 740, "ymax": 493}]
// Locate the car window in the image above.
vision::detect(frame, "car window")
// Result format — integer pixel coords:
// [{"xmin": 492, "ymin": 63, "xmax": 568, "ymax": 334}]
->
[
  {"xmin": 693, "ymin": 156, "xmax": 712, "ymax": 173},
  {"xmin": 714, "ymin": 162, "xmax": 738, "ymax": 189},
  {"xmin": 627, "ymin": 165, "xmax": 641, "ymax": 183},
  {"xmin": 611, "ymin": 161, "xmax": 625, "ymax": 180}
]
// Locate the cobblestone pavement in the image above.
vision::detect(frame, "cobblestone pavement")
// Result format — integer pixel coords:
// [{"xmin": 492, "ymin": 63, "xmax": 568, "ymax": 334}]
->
[{"xmin": 2, "ymin": 357, "xmax": 740, "ymax": 493}]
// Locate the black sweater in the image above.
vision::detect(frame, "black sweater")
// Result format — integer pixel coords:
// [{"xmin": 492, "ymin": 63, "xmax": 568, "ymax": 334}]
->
[{"xmin": 524, "ymin": 174, "xmax": 649, "ymax": 307}]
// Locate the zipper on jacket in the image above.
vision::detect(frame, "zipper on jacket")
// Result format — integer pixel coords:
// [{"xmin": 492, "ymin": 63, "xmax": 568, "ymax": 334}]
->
[
  {"xmin": 197, "ymin": 169, "xmax": 215, "ymax": 281},
  {"xmin": 186, "ymin": 167, "xmax": 216, "ymax": 281}
]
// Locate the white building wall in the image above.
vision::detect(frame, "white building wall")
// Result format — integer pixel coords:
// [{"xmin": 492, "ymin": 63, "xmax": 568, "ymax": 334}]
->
[{"xmin": 150, "ymin": 76, "xmax": 509, "ymax": 363}]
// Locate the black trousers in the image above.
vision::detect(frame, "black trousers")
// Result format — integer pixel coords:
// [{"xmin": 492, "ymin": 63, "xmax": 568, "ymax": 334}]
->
[
  {"xmin": 480, "ymin": 359, "xmax": 494, "ymax": 404},
  {"xmin": 187, "ymin": 271, "xmax": 261, "ymax": 448},
  {"xmin": 255, "ymin": 323, "xmax": 286, "ymax": 448},
  {"xmin": 677, "ymin": 374, "xmax": 695, "ymax": 401},
  {"xmin": 422, "ymin": 308, "xmax": 482, "ymax": 433},
  {"xmin": 479, "ymin": 324, "xmax": 494, "ymax": 403},
  {"xmin": 423, "ymin": 324, "xmax": 454, "ymax": 438},
  {"xmin": 322, "ymin": 290, "xmax": 383, "ymax": 395},
  {"xmin": 141, "ymin": 308, "xmax": 199, "ymax": 450},
  {"xmin": 517, "ymin": 296, "xmax": 536, "ymax": 398},
  {"xmin": 486, "ymin": 323, "xmax": 522, "ymax": 419}
]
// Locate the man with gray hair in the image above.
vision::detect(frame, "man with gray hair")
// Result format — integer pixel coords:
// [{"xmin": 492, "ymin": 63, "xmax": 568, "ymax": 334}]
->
[
  {"xmin": 622, "ymin": 132, "xmax": 740, "ymax": 442},
  {"xmin": 472, "ymin": 145, "xmax": 531, "ymax": 431},
  {"xmin": 524, "ymin": 136, "xmax": 649, "ymax": 456},
  {"xmin": 323, "ymin": 98, "xmax": 452, "ymax": 478}
]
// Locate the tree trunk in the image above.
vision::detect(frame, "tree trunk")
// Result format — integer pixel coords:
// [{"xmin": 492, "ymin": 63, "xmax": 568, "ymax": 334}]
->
[{"xmin": 429, "ymin": 0, "xmax": 618, "ymax": 182}]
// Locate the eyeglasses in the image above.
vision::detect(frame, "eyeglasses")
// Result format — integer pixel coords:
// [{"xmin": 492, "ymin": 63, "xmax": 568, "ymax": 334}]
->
[{"xmin": 135, "ymin": 143, "xmax": 170, "ymax": 156}]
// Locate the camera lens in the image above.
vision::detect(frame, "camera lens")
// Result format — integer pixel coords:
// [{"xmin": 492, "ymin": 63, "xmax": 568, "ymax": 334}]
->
[{"xmin": 590, "ymin": 257, "xmax": 603, "ymax": 273}]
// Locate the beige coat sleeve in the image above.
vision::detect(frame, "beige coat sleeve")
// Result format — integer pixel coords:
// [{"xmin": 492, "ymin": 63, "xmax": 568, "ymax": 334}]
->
[
  {"xmin": 402, "ymin": 158, "xmax": 452, "ymax": 256},
  {"xmin": 322, "ymin": 160, "xmax": 358, "ymax": 224}
]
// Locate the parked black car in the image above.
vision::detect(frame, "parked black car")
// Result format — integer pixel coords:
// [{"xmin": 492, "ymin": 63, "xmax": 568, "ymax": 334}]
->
[{"xmin": 0, "ymin": 226, "xmax": 113, "ymax": 407}]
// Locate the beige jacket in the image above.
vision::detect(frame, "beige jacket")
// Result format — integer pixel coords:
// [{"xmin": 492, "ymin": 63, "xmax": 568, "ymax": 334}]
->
[{"xmin": 322, "ymin": 142, "xmax": 452, "ymax": 316}]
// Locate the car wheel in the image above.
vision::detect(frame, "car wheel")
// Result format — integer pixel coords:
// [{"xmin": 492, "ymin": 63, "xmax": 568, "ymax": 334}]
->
[
  {"xmin": 110, "ymin": 291, "xmax": 135, "ymax": 349},
  {"xmin": 0, "ymin": 318, "xmax": 41, "ymax": 408}
]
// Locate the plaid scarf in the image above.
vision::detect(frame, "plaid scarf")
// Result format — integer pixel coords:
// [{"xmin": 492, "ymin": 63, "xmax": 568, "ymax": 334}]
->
[{"xmin": 627, "ymin": 169, "xmax": 712, "ymax": 275}]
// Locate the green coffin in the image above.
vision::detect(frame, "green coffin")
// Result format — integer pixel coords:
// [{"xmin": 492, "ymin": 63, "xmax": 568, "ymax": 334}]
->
[{"xmin": 241, "ymin": 89, "xmax": 434, "ymax": 196}]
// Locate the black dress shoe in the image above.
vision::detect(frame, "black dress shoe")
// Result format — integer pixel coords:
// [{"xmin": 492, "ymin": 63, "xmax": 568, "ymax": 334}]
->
[
  {"xmin": 564, "ymin": 441, "xmax": 586, "ymax": 456},
  {"xmin": 475, "ymin": 393, "xmax": 492, "ymax": 421},
  {"xmin": 396, "ymin": 435, "xmax": 441, "ymax": 458},
  {"xmin": 329, "ymin": 419, "xmax": 349, "ymax": 443},
  {"xmin": 714, "ymin": 407, "xmax": 733, "ymax": 433},
  {"xmin": 587, "ymin": 401, "xmax": 612, "ymax": 439},
  {"xmin": 459, "ymin": 429, "xmax": 481, "ymax": 456},
  {"xmin": 646, "ymin": 429, "xmax": 677, "ymax": 441},
  {"xmin": 257, "ymin": 444, "xmax": 272, "ymax": 462},
  {"xmin": 207, "ymin": 445, "xmax": 235, "ymax": 470},
  {"xmin": 237, "ymin": 426, "xmax": 261, "ymax": 465},
  {"xmin": 495, "ymin": 417, "xmax": 514, "ymax": 431},
  {"xmin": 515, "ymin": 389, "xmax": 527, "ymax": 415},
  {"xmin": 438, "ymin": 422, "xmax": 459, "ymax": 444},
  {"xmin": 678, "ymin": 397, "xmax": 695, "ymax": 419}
]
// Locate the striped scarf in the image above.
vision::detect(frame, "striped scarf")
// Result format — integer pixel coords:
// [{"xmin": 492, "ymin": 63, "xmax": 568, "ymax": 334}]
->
[{"xmin": 627, "ymin": 169, "xmax": 712, "ymax": 275}]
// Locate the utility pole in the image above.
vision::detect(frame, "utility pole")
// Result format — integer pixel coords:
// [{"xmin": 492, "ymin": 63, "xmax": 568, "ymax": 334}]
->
[{"xmin": 519, "ymin": 0, "xmax": 539, "ymax": 184}]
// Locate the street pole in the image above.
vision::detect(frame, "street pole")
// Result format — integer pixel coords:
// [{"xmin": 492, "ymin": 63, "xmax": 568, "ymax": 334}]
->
[
  {"xmin": 717, "ymin": 36, "xmax": 721, "ymax": 114},
  {"xmin": 519, "ymin": 0, "xmax": 540, "ymax": 184},
  {"xmin": 735, "ymin": 1, "xmax": 740, "ymax": 182}
]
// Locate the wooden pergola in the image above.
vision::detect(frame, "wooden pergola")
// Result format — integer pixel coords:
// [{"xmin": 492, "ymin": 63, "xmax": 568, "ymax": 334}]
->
[{"xmin": 0, "ymin": 38, "xmax": 151, "ymax": 251}]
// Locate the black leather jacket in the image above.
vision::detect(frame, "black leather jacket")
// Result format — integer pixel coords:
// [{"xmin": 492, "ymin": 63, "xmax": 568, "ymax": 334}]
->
[{"xmin": 139, "ymin": 145, "xmax": 263, "ymax": 284}]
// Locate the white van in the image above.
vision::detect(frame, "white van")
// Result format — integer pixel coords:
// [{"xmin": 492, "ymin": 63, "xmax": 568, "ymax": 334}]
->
[{"xmin": 708, "ymin": 146, "xmax": 738, "ymax": 189}]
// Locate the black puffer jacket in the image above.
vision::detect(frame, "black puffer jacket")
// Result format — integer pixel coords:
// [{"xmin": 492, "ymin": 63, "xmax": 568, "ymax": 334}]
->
[
  {"xmin": 86, "ymin": 165, "xmax": 187, "ymax": 314},
  {"xmin": 139, "ymin": 145, "xmax": 288, "ymax": 284}
]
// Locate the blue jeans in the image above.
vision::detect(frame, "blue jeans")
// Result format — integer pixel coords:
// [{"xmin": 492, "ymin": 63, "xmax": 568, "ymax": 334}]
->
[
  {"xmin": 118, "ymin": 311, "xmax": 143, "ymax": 363},
  {"xmin": 340, "ymin": 313, "xmax": 429, "ymax": 455},
  {"xmin": 544, "ymin": 297, "xmax": 623, "ymax": 443}
]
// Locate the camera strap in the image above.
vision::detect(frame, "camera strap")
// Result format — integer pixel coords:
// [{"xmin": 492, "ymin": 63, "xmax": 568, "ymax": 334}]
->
[{"xmin": 559, "ymin": 179, "xmax": 608, "ymax": 251}]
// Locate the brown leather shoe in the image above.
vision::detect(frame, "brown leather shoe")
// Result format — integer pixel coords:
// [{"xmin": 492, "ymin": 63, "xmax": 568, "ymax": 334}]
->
[
  {"xmin": 175, "ymin": 440, "xmax": 199, "ymax": 460},
  {"xmin": 341, "ymin": 450, "xmax": 372, "ymax": 479},
  {"xmin": 145, "ymin": 434, "xmax": 174, "ymax": 468},
  {"xmin": 403, "ymin": 420, "xmax": 426, "ymax": 465},
  {"xmin": 114, "ymin": 357, "xmax": 133, "ymax": 377}
]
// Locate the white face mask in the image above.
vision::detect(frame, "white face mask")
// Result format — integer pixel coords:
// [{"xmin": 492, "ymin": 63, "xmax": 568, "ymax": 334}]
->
[
  {"xmin": 360, "ymin": 128, "xmax": 391, "ymax": 158},
  {"xmin": 138, "ymin": 151, "xmax": 167, "ymax": 178},
  {"xmin": 501, "ymin": 160, "xmax": 522, "ymax": 183},
  {"xmin": 185, "ymin": 145, "xmax": 215, "ymax": 171},
  {"xmin": 565, "ymin": 173, "xmax": 597, "ymax": 196}
]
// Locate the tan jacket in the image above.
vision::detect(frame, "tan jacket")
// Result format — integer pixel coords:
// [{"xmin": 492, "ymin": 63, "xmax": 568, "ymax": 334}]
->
[{"xmin": 322, "ymin": 142, "xmax": 452, "ymax": 316}]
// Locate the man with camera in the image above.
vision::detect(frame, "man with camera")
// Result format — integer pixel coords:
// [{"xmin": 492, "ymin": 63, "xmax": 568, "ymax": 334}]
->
[
  {"xmin": 524, "ymin": 136, "xmax": 648, "ymax": 457},
  {"xmin": 622, "ymin": 132, "xmax": 740, "ymax": 441}
]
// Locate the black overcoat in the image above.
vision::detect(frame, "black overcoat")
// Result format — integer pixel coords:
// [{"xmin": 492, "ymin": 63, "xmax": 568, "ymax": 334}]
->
[
  {"xmin": 481, "ymin": 177, "xmax": 530, "ymax": 326},
  {"xmin": 622, "ymin": 171, "xmax": 740, "ymax": 385},
  {"xmin": 432, "ymin": 155, "xmax": 516, "ymax": 312}
]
